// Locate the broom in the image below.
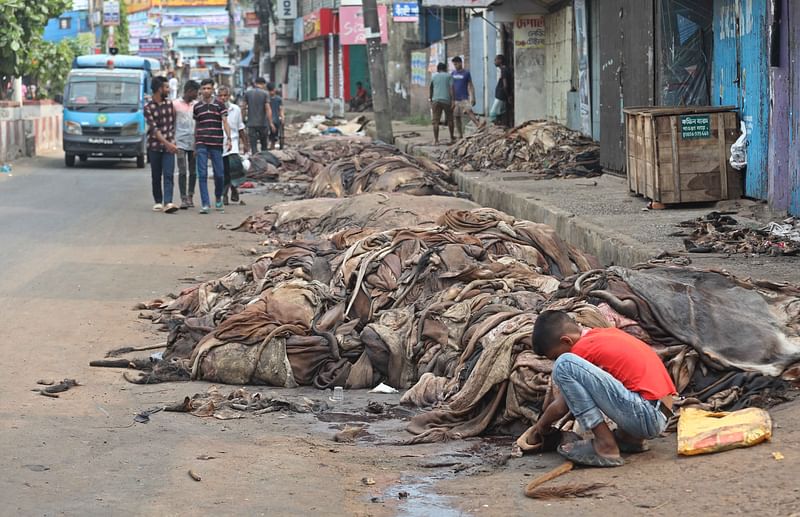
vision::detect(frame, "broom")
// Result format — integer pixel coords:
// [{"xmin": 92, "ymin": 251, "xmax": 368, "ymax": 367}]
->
[{"xmin": 524, "ymin": 461, "xmax": 607, "ymax": 499}]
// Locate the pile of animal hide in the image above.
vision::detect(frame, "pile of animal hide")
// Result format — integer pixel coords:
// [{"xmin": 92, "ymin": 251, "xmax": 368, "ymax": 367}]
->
[
  {"xmin": 439, "ymin": 120, "xmax": 601, "ymax": 178},
  {"xmin": 246, "ymin": 137, "xmax": 398, "ymax": 183},
  {"xmin": 231, "ymin": 193, "xmax": 479, "ymax": 238},
  {"xmin": 308, "ymin": 154, "xmax": 461, "ymax": 198},
  {"xmin": 101, "ymin": 205, "xmax": 800, "ymax": 443},
  {"xmin": 245, "ymin": 136, "xmax": 464, "ymax": 198},
  {"xmin": 677, "ymin": 212, "xmax": 800, "ymax": 256}
]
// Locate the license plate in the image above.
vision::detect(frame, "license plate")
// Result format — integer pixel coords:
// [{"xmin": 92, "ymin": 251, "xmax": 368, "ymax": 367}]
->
[{"xmin": 88, "ymin": 138, "xmax": 114, "ymax": 145}]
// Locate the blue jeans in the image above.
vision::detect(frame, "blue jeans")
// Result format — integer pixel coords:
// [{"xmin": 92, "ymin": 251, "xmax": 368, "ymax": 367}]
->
[
  {"xmin": 148, "ymin": 149, "xmax": 175, "ymax": 204},
  {"xmin": 552, "ymin": 353, "xmax": 667, "ymax": 440},
  {"xmin": 195, "ymin": 144, "xmax": 224, "ymax": 207}
]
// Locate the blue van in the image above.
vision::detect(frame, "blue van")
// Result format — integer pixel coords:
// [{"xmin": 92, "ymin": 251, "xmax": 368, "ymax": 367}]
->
[{"xmin": 62, "ymin": 55, "xmax": 161, "ymax": 168}]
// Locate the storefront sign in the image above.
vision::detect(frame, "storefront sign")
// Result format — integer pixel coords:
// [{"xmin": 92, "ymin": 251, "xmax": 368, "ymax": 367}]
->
[
  {"xmin": 514, "ymin": 15, "xmax": 545, "ymax": 49},
  {"xmin": 411, "ymin": 51, "xmax": 427, "ymax": 86},
  {"xmin": 138, "ymin": 38, "xmax": 165, "ymax": 58},
  {"xmin": 303, "ymin": 9, "xmax": 335, "ymax": 40},
  {"xmin": 161, "ymin": 14, "xmax": 230, "ymax": 27},
  {"xmin": 277, "ymin": 0, "xmax": 297, "ymax": 20},
  {"xmin": 340, "ymin": 6, "xmax": 388, "ymax": 45},
  {"xmin": 421, "ymin": 0, "xmax": 491, "ymax": 6},
  {"xmin": 244, "ymin": 12, "xmax": 260, "ymax": 27},
  {"xmin": 103, "ymin": 0, "xmax": 120, "ymax": 26},
  {"xmin": 681, "ymin": 115, "xmax": 711, "ymax": 139},
  {"xmin": 392, "ymin": 2, "xmax": 419, "ymax": 22}
]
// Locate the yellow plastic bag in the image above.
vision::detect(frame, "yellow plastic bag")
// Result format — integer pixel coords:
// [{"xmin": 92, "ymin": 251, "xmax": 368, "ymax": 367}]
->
[{"xmin": 677, "ymin": 407, "xmax": 772, "ymax": 456}]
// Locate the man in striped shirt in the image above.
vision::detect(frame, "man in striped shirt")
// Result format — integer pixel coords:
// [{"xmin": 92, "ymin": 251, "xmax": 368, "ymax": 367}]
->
[{"xmin": 193, "ymin": 79, "xmax": 232, "ymax": 213}]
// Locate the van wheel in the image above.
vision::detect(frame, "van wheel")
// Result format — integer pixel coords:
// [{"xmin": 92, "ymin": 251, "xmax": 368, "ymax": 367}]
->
[
  {"xmin": 136, "ymin": 154, "xmax": 145, "ymax": 168},
  {"xmin": 79, "ymin": 154, "xmax": 88, "ymax": 162},
  {"xmin": 65, "ymin": 153, "xmax": 76, "ymax": 167}
]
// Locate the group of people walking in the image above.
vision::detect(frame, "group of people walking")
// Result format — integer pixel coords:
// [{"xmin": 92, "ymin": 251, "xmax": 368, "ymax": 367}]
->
[
  {"xmin": 145, "ymin": 76, "xmax": 284, "ymax": 214},
  {"xmin": 429, "ymin": 54, "xmax": 513, "ymax": 145}
]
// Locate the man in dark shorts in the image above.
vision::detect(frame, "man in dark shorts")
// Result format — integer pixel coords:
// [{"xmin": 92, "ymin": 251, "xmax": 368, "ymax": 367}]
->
[
  {"xmin": 143, "ymin": 75, "xmax": 179, "ymax": 213},
  {"xmin": 491, "ymin": 55, "xmax": 513, "ymax": 126},
  {"xmin": 193, "ymin": 79, "xmax": 231, "ymax": 213},
  {"xmin": 429, "ymin": 62, "xmax": 455, "ymax": 145},
  {"xmin": 244, "ymin": 77, "xmax": 272, "ymax": 153},
  {"xmin": 267, "ymin": 82, "xmax": 283, "ymax": 150},
  {"xmin": 525, "ymin": 310, "xmax": 676, "ymax": 467}
]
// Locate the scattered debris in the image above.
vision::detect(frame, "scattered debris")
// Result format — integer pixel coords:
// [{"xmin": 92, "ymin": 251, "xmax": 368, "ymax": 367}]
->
[
  {"xmin": 188, "ymin": 469, "xmax": 202, "ymax": 482},
  {"xmin": 361, "ymin": 477, "xmax": 376, "ymax": 486},
  {"xmin": 334, "ymin": 425, "xmax": 369, "ymax": 443},
  {"xmin": 36, "ymin": 379, "xmax": 80, "ymax": 398},
  {"xmin": 772, "ymin": 451, "xmax": 785, "ymax": 461},
  {"xmin": 24, "ymin": 464, "xmax": 50, "ymax": 472},
  {"xmin": 398, "ymin": 491, "xmax": 409, "ymax": 499},
  {"xmin": 370, "ymin": 383, "xmax": 399, "ymax": 394},
  {"xmin": 678, "ymin": 212, "xmax": 800, "ymax": 256},
  {"xmin": 440, "ymin": 120, "xmax": 601, "ymax": 178}
]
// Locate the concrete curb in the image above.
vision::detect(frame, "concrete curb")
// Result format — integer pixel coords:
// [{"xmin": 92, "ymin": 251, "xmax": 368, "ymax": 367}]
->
[
  {"xmin": 452, "ymin": 171, "xmax": 662, "ymax": 267},
  {"xmin": 396, "ymin": 133, "xmax": 662, "ymax": 267}
]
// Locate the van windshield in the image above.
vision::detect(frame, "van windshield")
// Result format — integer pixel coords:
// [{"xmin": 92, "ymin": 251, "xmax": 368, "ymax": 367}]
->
[{"xmin": 65, "ymin": 75, "xmax": 141, "ymax": 111}]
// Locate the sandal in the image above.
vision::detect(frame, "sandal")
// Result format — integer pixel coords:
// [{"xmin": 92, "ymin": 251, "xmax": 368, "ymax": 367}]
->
[{"xmin": 557, "ymin": 439, "xmax": 624, "ymax": 468}]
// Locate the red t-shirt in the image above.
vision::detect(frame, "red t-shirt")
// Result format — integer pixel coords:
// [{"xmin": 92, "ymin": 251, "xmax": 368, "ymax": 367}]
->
[{"xmin": 571, "ymin": 327, "xmax": 676, "ymax": 400}]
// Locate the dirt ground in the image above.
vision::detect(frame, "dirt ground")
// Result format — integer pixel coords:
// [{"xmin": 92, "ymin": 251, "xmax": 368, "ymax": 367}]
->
[{"xmin": 1, "ymin": 154, "xmax": 799, "ymax": 516}]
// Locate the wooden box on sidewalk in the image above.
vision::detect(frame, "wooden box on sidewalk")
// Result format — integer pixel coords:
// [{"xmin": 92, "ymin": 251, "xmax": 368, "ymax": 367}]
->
[{"xmin": 624, "ymin": 106, "xmax": 742, "ymax": 204}]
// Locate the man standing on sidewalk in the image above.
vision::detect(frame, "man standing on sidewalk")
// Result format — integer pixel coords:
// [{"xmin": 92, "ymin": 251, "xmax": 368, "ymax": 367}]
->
[
  {"xmin": 450, "ymin": 57, "xmax": 481, "ymax": 139},
  {"xmin": 244, "ymin": 77, "xmax": 272, "ymax": 153},
  {"xmin": 217, "ymin": 86, "xmax": 247, "ymax": 205},
  {"xmin": 267, "ymin": 82, "xmax": 283, "ymax": 150},
  {"xmin": 490, "ymin": 55, "xmax": 513, "ymax": 126},
  {"xmin": 143, "ymin": 75, "xmax": 179, "ymax": 214},
  {"xmin": 193, "ymin": 79, "xmax": 232, "ymax": 214},
  {"xmin": 429, "ymin": 62, "xmax": 455, "ymax": 146},
  {"xmin": 173, "ymin": 80, "xmax": 199, "ymax": 208}
]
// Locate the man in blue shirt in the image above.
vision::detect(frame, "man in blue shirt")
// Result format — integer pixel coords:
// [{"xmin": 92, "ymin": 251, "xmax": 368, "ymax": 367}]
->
[{"xmin": 450, "ymin": 56, "xmax": 481, "ymax": 139}]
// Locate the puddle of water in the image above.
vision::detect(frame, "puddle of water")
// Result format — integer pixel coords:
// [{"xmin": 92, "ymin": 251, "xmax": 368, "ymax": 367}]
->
[{"xmin": 389, "ymin": 474, "xmax": 468, "ymax": 517}]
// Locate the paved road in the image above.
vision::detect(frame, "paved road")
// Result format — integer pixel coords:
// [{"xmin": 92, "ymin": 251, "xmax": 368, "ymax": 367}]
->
[
  {"xmin": 2, "ymin": 154, "xmax": 799, "ymax": 517},
  {"xmin": 0, "ymin": 155, "xmax": 325, "ymax": 515}
]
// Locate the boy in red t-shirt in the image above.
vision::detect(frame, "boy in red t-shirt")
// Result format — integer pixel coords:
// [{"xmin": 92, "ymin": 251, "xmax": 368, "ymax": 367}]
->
[{"xmin": 527, "ymin": 310, "xmax": 676, "ymax": 467}]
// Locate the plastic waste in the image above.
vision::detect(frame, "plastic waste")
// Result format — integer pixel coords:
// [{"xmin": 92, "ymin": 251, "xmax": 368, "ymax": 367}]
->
[
  {"xmin": 729, "ymin": 121, "xmax": 747, "ymax": 171},
  {"xmin": 0, "ymin": 164, "xmax": 11, "ymax": 173},
  {"xmin": 369, "ymin": 383, "xmax": 399, "ymax": 394},
  {"xmin": 331, "ymin": 386, "xmax": 344, "ymax": 402},
  {"xmin": 677, "ymin": 407, "xmax": 772, "ymax": 456}
]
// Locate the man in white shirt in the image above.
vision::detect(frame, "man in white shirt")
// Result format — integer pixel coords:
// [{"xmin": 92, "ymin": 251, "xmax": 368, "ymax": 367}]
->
[
  {"xmin": 217, "ymin": 86, "xmax": 248, "ymax": 205},
  {"xmin": 168, "ymin": 72, "xmax": 179, "ymax": 101}
]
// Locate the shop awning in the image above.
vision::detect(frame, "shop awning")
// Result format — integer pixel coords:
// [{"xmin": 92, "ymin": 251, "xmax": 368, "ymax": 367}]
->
[{"xmin": 239, "ymin": 50, "xmax": 254, "ymax": 67}]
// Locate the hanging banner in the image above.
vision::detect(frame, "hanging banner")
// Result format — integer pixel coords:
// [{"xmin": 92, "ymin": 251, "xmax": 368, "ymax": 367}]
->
[
  {"xmin": 277, "ymin": 0, "xmax": 297, "ymax": 20},
  {"xmin": 411, "ymin": 51, "xmax": 427, "ymax": 86},
  {"xmin": 339, "ymin": 6, "xmax": 388, "ymax": 45},
  {"xmin": 514, "ymin": 14, "xmax": 545, "ymax": 49},
  {"xmin": 574, "ymin": 0, "xmax": 591, "ymax": 135}
]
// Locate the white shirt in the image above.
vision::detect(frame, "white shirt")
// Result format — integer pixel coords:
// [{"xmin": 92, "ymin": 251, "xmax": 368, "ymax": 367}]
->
[
  {"xmin": 168, "ymin": 77, "xmax": 179, "ymax": 100},
  {"xmin": 223, "ymin": 103, "xmax": 245, "ymax": 156}
]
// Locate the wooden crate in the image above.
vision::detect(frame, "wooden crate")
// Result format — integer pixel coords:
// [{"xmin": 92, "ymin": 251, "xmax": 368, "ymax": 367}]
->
[{"xmin": 624, "ymin": 106, "xmax": 742, "ymax": 204}]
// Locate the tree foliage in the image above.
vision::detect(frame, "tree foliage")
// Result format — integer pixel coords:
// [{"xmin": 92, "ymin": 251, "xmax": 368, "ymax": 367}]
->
[
  {"xmin": 29, "ymin": 39, "xmax": 75, "ymax": 99},
  {"xmin": 101, "ymin": 0, "xmax": 130, "ymax": 55},
  {"xmin": 0, "ymin": 0, "xmax": 71, "ymax": 78}
]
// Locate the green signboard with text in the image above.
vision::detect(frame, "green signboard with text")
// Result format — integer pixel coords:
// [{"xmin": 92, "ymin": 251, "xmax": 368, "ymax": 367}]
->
[{"xmin": 680, "ymin": 115, "xmax": 711, "ymax": 139}]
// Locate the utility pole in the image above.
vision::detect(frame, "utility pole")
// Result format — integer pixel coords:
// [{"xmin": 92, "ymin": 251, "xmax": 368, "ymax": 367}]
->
[
  {"xmin": 227, "ymin": 0, "xmax": 238, "ymax": 91},
  {"xmin": 361, "ymin": 0, "xmax": 393, "ymax": 143}
]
